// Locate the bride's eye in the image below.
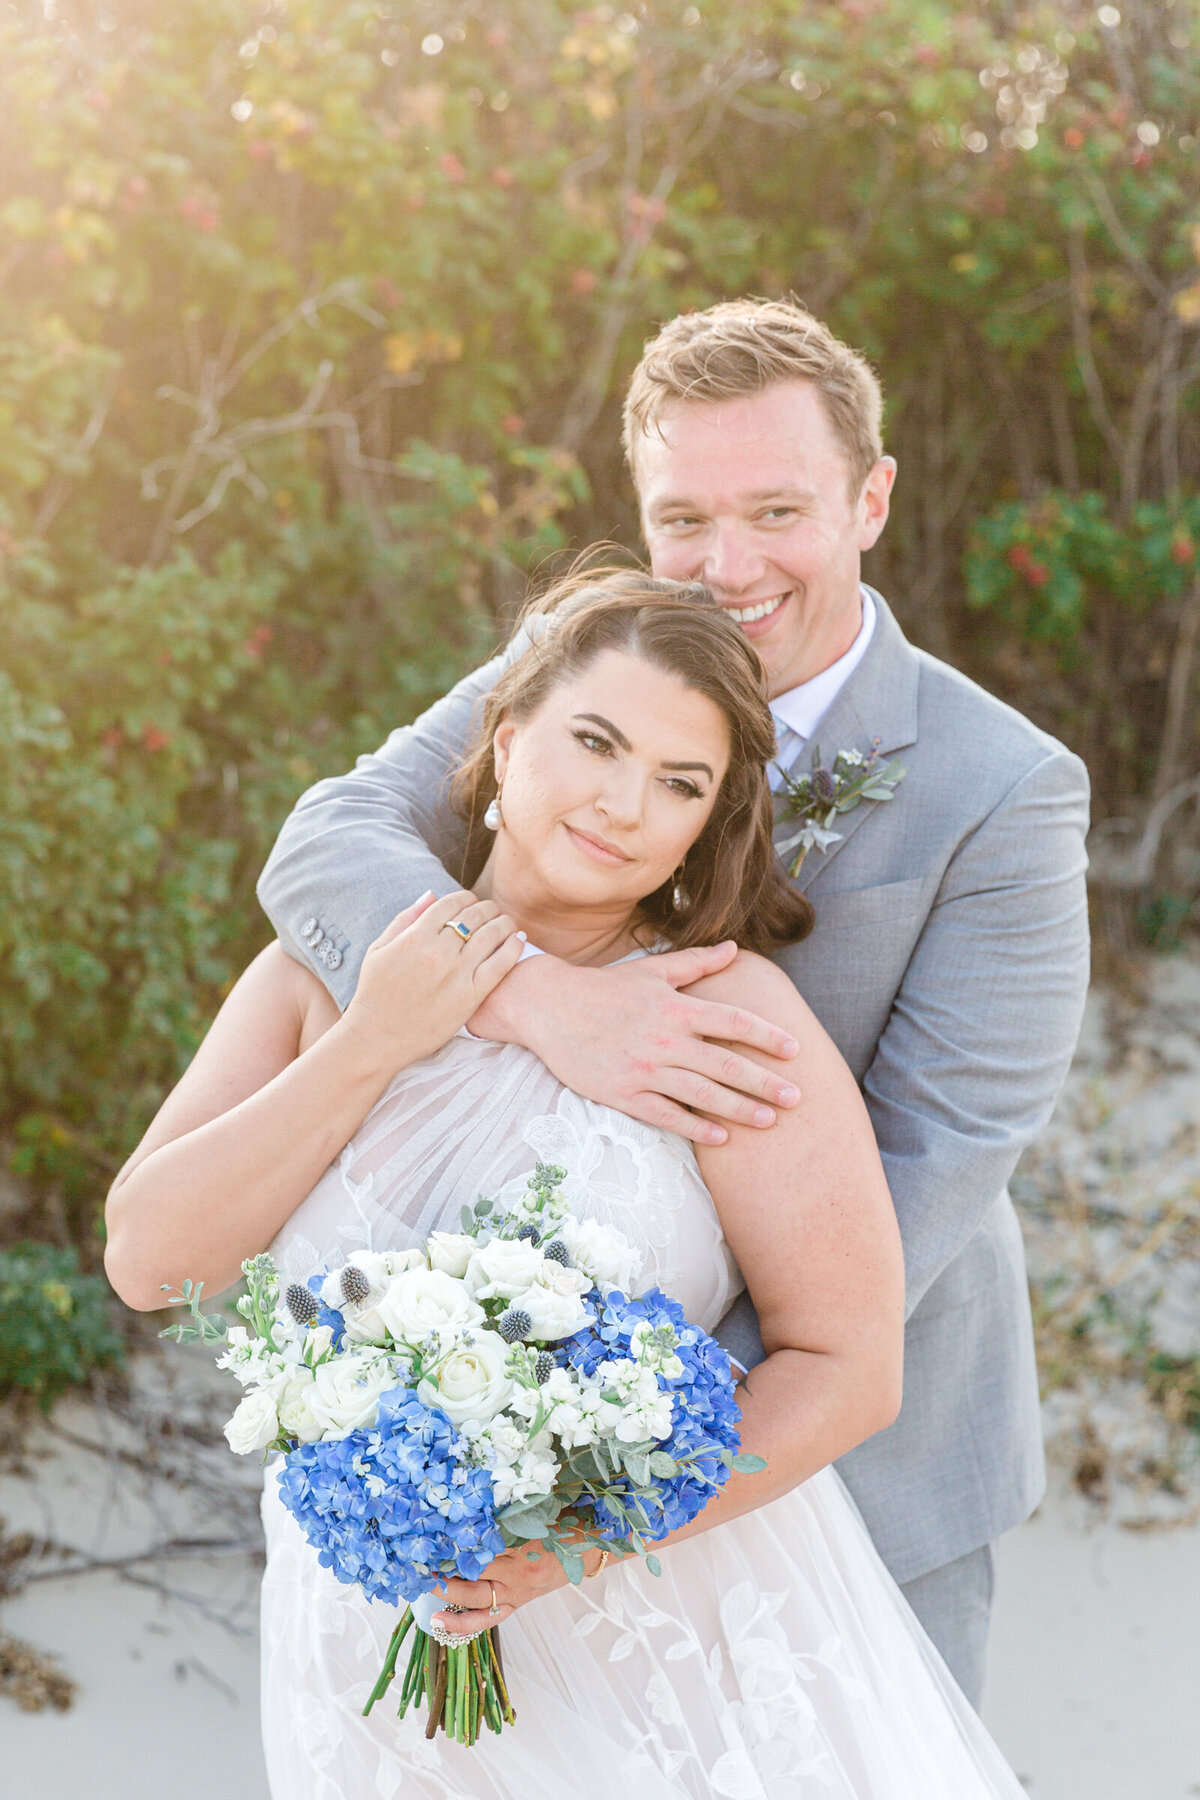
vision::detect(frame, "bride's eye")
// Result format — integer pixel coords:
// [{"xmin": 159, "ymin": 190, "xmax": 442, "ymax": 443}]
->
[
  {"xmin": 664, "ymin": 776, "xmax": 703, "ymax": 800},
  {"xmin": 573, "ymin": 729, "xmax": 614, "ymax": 757}
]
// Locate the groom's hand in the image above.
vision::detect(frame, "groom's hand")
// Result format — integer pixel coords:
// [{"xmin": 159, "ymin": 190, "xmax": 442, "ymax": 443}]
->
[{"xmin": 467, "ymin": 943, "xmax": 801, "ymax": 1147}]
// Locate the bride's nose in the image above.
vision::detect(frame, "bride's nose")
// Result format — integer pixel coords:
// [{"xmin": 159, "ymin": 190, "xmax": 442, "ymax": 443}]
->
[{"xmin": 593, "ymin": 763, "xmax": 644, "ymax": 829}]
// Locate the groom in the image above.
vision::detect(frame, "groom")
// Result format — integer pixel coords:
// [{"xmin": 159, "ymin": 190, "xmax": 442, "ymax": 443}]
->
[{"xmin": 257, "ymin": 297, "xmax": 1090, "ymax": 1707}]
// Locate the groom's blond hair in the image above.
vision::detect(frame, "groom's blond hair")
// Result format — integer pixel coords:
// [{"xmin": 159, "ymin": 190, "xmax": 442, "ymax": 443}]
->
[{"xmin": 622, "ymin": 297, "xmax": 885, "ymax": 496}]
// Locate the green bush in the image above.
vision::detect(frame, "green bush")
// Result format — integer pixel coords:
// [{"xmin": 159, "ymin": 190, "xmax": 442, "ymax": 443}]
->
[
  {"xmin": 0, "ymin": 1241, "xmax": 125, "ymax": 1405},
  {"xmin": 1, "ymin": 0, "xmax": 1199, "ymax": 1244}
]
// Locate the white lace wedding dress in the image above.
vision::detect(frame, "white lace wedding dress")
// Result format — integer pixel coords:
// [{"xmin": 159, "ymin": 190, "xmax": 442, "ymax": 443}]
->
[{"xmin": 260, "ymin": 1027, "xmax": 1027, "ymax": 1800}]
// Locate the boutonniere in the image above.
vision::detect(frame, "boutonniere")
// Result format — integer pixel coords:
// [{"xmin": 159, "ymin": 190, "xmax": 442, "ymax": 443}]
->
[{"xmin": 776, "ymin": 741, "xmax": 907, "ymax": 878}]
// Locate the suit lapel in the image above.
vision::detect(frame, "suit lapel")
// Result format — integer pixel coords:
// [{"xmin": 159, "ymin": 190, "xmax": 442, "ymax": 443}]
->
[{"xmin": 774, "ymin": 589, "xmax": 921, "ymax": 893}]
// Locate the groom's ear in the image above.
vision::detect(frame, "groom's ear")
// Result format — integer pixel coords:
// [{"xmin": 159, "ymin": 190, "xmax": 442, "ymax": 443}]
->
[{"xmin": 856, "ymin": 456, "xmax": 896, "ymax": 551}]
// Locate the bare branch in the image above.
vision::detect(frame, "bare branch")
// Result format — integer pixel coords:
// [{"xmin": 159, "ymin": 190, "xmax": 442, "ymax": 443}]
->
[
  {"xmin": 1152, "ymin": 573, "xmax": 1200, "ymax": 802},
  {"xmin": 1079, "ymin": 166, "xmax": 1170, "ymax": 304},
  {"xmin": 32, "ymin": 369, "xmax": 117, "ymax": 537},
  {"xmin": 1067, "ymin": 231, "xmax": 1127, "ymax": 472}
]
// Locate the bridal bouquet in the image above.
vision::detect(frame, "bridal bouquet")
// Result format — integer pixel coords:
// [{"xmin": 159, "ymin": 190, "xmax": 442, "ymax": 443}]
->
[{"xmin": 162, "ymin": 1162, "xmax": 763, "ymax": 1748}]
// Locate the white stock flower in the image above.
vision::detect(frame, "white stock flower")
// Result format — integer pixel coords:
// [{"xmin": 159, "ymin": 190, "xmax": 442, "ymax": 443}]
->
[
  {"xmin": 305, "ymin": 1352, "xmax": 403, "ymax": 1439},
  {"xmin": 427, "ymin": 1232, "xmax": 477, "ymax": 1278},
  {"xmin": 216, "ymin": 1326, "xmax": 286, "ymax": 1389},
  {"xmin": 557, "ymin": 1217, "xmax": 640, "ymax": 1294},
  {"xmin": 417, "ymin": 1330, "xmax": 514, "ymax": 1425},
  {"xmin": 223, "ymin": 1388, "xmax": 279, "ymax": 1455},
  {"xmin": 464, "ymin": 1236, "xmax": 546, "ymax": 1302},
  {"xmin": 375, "ymin": 1267, "xmax": 485, "ymax": 1346},
  {"xmin": 491, "ymin": 1449, "xmax": 560, "ymax": 1508},
  {"xmin": 508, "ymin": 1282, "xmax": 592, "ymax": 1342}
]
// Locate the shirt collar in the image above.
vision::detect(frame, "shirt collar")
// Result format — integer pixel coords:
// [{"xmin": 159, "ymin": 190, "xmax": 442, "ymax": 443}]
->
[{"xmin": 769, "ymin": 588, "xmax": 876, "ymax": 746}]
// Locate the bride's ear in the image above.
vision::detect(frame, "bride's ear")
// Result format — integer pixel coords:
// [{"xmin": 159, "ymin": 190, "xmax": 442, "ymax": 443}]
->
[{"xmin": 492, "ymin": 714, "xmax": 516, "ymax": 783}]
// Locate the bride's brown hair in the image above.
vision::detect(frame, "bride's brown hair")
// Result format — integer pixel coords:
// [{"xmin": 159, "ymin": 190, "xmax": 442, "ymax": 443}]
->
[{"xmin": 451, "ymin": 567, "xmax": 813, "ymax": 955}]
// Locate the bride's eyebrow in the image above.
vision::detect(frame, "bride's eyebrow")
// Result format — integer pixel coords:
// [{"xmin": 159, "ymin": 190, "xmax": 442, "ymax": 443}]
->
[
  {"xmin": 574, "ymin": 711, "xmax": 632, "ymax": 749},
  {"xmin": 573, "ymin": 713, "xmax": 713, "ymax": 781}
]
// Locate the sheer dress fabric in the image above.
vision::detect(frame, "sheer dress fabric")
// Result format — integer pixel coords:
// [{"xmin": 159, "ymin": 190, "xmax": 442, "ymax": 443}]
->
[{"xmin": 261, "ymin": 1030, "xmax": 1027, "ymax": 1799}]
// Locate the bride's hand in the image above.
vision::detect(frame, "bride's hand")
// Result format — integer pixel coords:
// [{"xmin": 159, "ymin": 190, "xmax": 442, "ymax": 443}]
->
[
  {"xmin": 430, "ymin": 1538, "xmax": 601, "ymax": 1636},
  {"xmin": 337, "ymin": 890, "xmax": 524, "ymax": 1072}
]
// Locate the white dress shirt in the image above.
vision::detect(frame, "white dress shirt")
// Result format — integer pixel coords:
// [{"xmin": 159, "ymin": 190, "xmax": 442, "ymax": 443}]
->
[{"xmin": 767, "ymin": 589, "xmax": 876, "ymax": 790}]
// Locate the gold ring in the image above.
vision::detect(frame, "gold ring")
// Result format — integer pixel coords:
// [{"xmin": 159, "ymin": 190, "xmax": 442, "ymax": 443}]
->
[
  {"xmin": 488, "ymin": 1583, "xmax": 501, "ymax": 1617},
  {"xmin": 441, "ymin": 919, "xmax": 472, "ymax": 943}
]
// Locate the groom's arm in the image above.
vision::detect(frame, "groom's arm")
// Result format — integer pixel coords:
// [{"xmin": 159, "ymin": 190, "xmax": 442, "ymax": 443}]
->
[
  {"xmin": 868, "ymin": 745, "xmax": 1090, "ymax": 1318},
  {"xmin": 257, "ymin": 646, "xmax": 514, "ymax": 1006}
]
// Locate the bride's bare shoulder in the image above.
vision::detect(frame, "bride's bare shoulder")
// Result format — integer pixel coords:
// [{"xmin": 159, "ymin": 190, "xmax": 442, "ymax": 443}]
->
[{"xmin": 683, "ymin": 950, "xmax": 820, "ymax": 1041}]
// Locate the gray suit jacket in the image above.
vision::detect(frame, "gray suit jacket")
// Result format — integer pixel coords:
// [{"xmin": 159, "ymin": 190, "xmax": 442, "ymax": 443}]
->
[{"xmin": 257, "ymin": 588, "xmax": 1090, "ymax": 1586}]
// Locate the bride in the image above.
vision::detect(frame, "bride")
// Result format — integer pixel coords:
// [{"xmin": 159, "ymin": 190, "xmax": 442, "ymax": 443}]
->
[{"xmin": 105, "ymin": 570, "xmax": 1027, "ymax": 1798}]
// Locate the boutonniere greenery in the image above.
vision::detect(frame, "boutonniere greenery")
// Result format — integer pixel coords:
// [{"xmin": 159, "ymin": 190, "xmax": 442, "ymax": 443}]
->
[{"xmin": 776, "ymin": 741, "xmax": 908, "ymax": 878}]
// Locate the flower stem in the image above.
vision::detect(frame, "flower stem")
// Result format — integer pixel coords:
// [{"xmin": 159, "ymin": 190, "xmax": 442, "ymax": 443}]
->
[{"xmin": 361, "ymin": 1607, "xmax": 415, "ymax": 1716}]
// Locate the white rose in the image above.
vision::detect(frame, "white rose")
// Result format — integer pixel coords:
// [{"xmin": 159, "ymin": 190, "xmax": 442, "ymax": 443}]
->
[
  {"xmin": 558, "ymin": 1218, "xmax": 640, "ymax": 1294},
  {"xmin": 509, "ymin": 1283, "xmax": 592, "ymax": 1342},
  {"xmin": 464, "ymin": 1236, "xmax": 546, "ymax": 1301},
  {"xmin": 375, "ymin": 1267, "xmax": 485, "ymax": 1346},
  {"xmin": 536, "ymin": 1259, "xmax": 591, "ymax": 1298},
  {"xmin": 223, "ymin": 1389, "xmax": 279, "ymax": 1455},
  {"xmin": 305, "ymin": 1324, "xmax": 335, "ymax": 1361},
  {"xmin": 277, "ymin": 1372, "xmax": 326, "ymax": 1444},
  {"xmin": 427, "ymin": 1232, "xmax": 477, "ymax": 1279},
  {"xmin": 417, "ymin": 1331, "xmax": 514, "ymax": 1425},
  {"xmin": 305, "ymin": 1352, "xmax": 404, "ymax": 1439}
]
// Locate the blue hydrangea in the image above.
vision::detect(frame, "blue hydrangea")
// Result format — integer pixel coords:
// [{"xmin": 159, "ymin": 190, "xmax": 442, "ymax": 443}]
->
[
  {"xmin": 565, "ymin": 1287, "xmax": 744, "ymax": 1542},
  {"xmin": 275, "ymin": 1385, "xmax": 504, "ymax": 1604}
]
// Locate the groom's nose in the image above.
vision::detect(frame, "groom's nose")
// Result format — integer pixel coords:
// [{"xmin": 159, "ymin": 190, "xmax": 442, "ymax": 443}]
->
[{"xmin": 697, "ymin": 523, "xmax": 764, "ymax": 596}]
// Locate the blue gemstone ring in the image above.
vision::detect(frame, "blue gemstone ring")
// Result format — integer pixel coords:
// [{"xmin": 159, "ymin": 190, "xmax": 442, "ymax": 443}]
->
[{"xmin": 442, "ymin": 919, "xmax": 472, "ymax": 943}]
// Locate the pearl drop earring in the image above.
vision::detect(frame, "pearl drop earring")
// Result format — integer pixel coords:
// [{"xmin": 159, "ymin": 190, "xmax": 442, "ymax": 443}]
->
[
  {"xmin": 484, "ymin": 794, "xmax": 503, "ymax": 831},
  {"xmin": 671, "ymin": 866, "xmax": 690, "ymax": 913}
]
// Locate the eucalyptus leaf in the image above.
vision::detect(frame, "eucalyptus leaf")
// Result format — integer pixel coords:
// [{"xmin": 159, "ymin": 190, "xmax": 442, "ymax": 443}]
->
[
  {"xmin": 460, "ymin": 1204, "xmax": 475, "ymax": 1234},
  {"xmin": 645, "ymin": 1553, "xmax": 662, "ymax": 1577},
  {"xmin": 474, "ymin": 1198, "xmax": 493, "ymax": 1217},
  {"xmin": 623, "ymin": 1452, "xmax": 652, "ymax": 1487},
  {"xmin": 732, "ymin": 1452, "xmax": 768, "ymax": 1473},
  {"xmin": 498, "ymin": 1498, "xmax": 556, "ymax": 1538},
  {"xmin": 554, "ymin": 1543, "xmax": 586, "ymax": 1585},
  {"xmin": 647, "ymin": 1451, "xmax": 677, "ymax": 1477}
]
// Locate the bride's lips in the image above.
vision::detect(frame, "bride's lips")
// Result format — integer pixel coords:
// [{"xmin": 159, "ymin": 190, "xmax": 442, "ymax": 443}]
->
[{"xmin": 564, "ymin": 824, "xmax": 633, "ymax": 867}]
